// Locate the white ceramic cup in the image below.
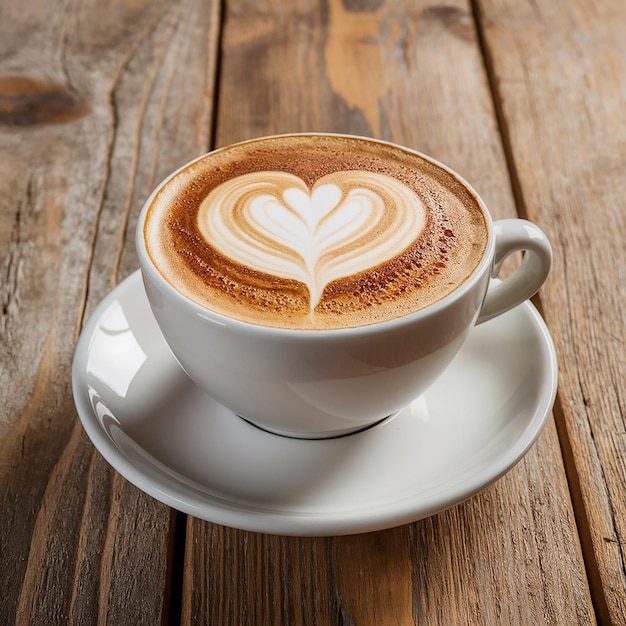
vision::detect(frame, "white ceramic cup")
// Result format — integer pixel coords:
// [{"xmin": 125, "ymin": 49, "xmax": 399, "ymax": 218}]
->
[{"xmin": 136, "ymin": 135, "xmax": 552, "ymax": 439}]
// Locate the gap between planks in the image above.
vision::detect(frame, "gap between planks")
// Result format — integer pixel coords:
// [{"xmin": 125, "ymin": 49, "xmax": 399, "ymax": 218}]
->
[
  {"xmin": 163, "ymin": 2, "xmax": 226, "ymax": 623},
  {"xmin": 469, "ymin": 0, "xmax": 607, "ymax": 623}
]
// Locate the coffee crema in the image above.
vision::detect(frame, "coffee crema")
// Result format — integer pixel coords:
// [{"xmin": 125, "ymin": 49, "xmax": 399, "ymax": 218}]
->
[{"xmin": 144, "ymin": 135, "xmax": 488, "ymax": 330}]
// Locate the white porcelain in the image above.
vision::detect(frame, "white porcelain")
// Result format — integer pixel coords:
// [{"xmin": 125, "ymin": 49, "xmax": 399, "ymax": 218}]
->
[
  {"xmin": 136, "ymin": 134, "xmax": 553, "ymax": 438},
  {"xmin": 72, "ymin": 271, "xmax": 557, "ymax": 536}
]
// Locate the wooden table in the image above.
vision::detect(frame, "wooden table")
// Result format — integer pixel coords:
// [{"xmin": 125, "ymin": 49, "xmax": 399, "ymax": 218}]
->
[{"xmin": 1, "ymin": 0, "xmax": 624, "ymax": 623}]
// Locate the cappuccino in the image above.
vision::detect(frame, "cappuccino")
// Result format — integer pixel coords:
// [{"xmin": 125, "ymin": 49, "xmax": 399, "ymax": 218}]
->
[{"xmin": 144, "ymin": 135, "xmax": 488, "ymax": 329}]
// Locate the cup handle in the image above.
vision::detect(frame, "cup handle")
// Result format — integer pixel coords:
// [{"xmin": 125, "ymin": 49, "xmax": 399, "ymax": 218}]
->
[{"xmin": 476, "ymin": 218, "xmax": 552, "ymax": 324}]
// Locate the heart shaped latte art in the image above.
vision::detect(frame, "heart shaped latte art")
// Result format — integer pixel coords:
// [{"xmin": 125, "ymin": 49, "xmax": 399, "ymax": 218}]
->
[{"xmin": 197, "ymin": 171, "xmax": 426, "ymax": 310}]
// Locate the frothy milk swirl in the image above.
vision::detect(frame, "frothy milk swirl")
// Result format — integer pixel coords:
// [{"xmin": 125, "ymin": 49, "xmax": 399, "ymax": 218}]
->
[{"xmin": 197, "ymin": 171, "xmax": 426, "ymax": 310}]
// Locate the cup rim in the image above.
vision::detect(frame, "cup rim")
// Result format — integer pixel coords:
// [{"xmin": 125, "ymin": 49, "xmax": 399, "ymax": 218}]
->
[{"xmin": 136, "ymin": 132, "xmax": 496, "ymax": 338}]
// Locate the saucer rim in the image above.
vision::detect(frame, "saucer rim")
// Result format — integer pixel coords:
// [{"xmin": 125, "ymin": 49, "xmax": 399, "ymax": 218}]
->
[{"xmin": 72, "ymin": 271, "xmax": 558, "ymax": 536}]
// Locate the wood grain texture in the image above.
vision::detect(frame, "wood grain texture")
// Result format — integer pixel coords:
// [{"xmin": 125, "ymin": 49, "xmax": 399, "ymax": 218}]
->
[
  {"xmin": 184, "ymin": 0, "xmax": 595, "ymax": 623},
  {"xmin": 3, "ymin": 0, "xmax": 621, "ymax": 622},
  {"xmin": 0, "ymin": 0, "xmax": 220, "ymax": 623},
  {"xmin": 474, "ymin": 0, "xmax": 626, "ymax": 623}
]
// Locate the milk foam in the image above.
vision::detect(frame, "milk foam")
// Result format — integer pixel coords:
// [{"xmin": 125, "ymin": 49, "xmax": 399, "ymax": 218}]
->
[
  {"xmin": 197, "ymin": 171, "xmax": 426, "ymax": 310},
  {"xmin": 144, "ymin": 134, "xmax": 489, "ymax": 329}
]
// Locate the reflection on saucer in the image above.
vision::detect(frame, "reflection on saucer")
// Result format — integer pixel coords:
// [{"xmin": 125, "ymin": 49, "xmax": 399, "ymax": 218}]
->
[{"xmin": 86, "ymin": 300, "xmax": 146, "ymax": 398}]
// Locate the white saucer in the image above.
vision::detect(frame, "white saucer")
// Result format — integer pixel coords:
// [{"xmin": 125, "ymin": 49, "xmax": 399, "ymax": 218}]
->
[{"xmin": 72, "ymin": 271, "xmax": 557, "ymax": 536}]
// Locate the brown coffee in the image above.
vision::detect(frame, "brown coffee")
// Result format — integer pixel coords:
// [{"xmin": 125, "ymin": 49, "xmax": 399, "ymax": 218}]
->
[{"xmin": 143, "ymin": 135, "xmax": 488, "ymax": 329}]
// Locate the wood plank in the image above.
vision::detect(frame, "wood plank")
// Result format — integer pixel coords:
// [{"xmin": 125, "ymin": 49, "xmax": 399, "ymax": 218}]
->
[
  {"xmin": 0, "ymin": 0, "xmax": 220, "ymax": 623},
  {"xmin": 475, "ymin": 0, "xmax": 626, "ymax": 622},
  {"xmin": 183, "ymin": 0, "xmax": 595, "ymax": 623}
]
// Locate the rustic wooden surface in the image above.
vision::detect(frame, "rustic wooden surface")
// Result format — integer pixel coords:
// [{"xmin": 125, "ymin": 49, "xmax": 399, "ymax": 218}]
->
[
  {"xmin": 475, "ymin": 1, "xmax": 626, "ymax": 623},
  {"xmin": 0, "ymin": 0, "xmax": 220, "ymax": 624},
  {"xmin": 0, "ymin": 0, "xmax": 623, "ymax": 624}
]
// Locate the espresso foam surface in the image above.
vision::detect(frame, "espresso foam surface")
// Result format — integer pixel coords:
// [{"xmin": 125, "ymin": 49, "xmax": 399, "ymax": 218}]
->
[{"xmin": 144, "ymin": 135, "xmax": 488, "ymax": 330}]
